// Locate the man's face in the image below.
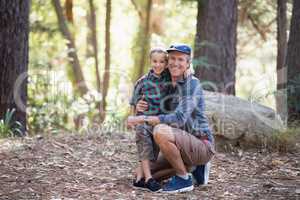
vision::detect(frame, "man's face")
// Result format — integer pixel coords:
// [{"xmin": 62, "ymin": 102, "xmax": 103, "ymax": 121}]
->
[{"xmin": 167, "ymin": 51, "xmax": 190, "ymax": 78}]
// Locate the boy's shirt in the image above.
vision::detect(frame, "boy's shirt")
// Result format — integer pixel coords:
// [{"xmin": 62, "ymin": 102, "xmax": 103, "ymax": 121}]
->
[{"xmin": 130, "ymin": 69, "xmax": 170, "ymax": 115}]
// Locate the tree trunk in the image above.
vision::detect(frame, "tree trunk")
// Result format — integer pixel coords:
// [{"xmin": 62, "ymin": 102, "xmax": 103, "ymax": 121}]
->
[
  {"xmin": 131, "ymin": 27, "xmax": 149, "ymax": 82},
  {"xmin": 138, "ymin": 0, "xmax": 152, "ymax": 78},
  {"xmin": 130, "ymin": 0, "xmax": 155, "ymax": 82},
  {"xmin": 52, "ymin": 0, "xmax": 88, "ymax": 96},
  {"xmin": 65, "ymin": 0, "xmax": 74, "ymax": 24},
  {"xmin": 88, "ymin": 0, "xmax": 103, "ymax": 118},
  {"xmin": 101, "ymin": 0, "xmax": 112, "ymax": 122},
  {"xmin": 286, "ymin": 0, "xmax": 300, "ymax": 125},
  {"xmin": 194, "ymin": 0, "xmax": 237, "ymax": 95},
  {"xmin": 131, "ymin": 0, "xmax": 164, "ymax": 35},
  {"xmin": 86, "ymin": 11, "xmax": 94, "ymax": 57},
  {"xmin": 0, "ymin": 0, "xmax": 30, "ymax": 135},
  {"xmin": 150, "ymin": 0, "xmax": 165, "ymax": 35},
  {"xmin": 276, "ymin": 0, "xmax": 288, "ymax": 123}
]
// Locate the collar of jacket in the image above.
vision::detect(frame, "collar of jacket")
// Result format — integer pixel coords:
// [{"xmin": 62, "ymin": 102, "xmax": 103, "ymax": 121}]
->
[
  {"xmin": 147, "ymin": 69, "xmax": 168, "ymax": 81},
  {"xmin": 176, "ymin": 74, "xmax": 192, "ymax": 85}
]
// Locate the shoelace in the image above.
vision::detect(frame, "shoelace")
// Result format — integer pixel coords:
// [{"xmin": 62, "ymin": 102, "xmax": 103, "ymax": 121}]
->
[{"xmin": 167, "ymin": 176, "xmax": 178, "ymax": 187}]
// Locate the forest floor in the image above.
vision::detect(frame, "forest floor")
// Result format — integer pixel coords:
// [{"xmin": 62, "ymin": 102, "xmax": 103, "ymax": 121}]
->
[{"xmin": 0, "ymin": 131, "xmax": 299, "ymax": 200}]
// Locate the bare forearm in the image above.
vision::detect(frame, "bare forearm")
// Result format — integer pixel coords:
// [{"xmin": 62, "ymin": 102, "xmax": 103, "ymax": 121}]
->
[{"xmin": 127, "ymin": 115, "xmax": 160, "ymax": 127}]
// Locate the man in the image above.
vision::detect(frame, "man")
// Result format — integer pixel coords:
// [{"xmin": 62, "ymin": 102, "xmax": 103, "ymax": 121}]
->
[{"xmin": 128, "ymin": 44, "xmax": 215, "ymax": 193}]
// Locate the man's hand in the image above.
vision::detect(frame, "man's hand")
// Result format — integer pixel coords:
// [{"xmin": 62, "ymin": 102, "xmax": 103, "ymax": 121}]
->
[
  {"xmin": 145, "ymin": 116, "xmax": 160, "ymax": 126},
  {"xmin": 136, "ymin": 99, "xmax": 148, "ymax": 113}
]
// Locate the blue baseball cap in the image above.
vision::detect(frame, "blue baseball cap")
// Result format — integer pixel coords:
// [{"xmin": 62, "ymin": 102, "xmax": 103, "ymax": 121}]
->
[{"xmin": 166, "ymin": 44, "xmax": 192, "ymax": 55}]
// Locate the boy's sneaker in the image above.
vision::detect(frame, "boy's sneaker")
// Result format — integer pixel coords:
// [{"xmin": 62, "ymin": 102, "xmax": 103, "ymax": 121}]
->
[
  {"xmin": 133, "ymin": 178, "xmax": 146, "ymax": 189},
  {"xmin": 162, "ymin": 175, "xmax": 194, "ymax": 193},
  {"xmin": 145, "ymin": 178, "xmax": 161, "ymax": 192}
]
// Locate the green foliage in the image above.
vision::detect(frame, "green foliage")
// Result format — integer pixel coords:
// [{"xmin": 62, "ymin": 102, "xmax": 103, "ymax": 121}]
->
[
  {"xmin": 30, "ymin": 0, "xmax": 59, "ymax": 37},
  {"xmin": 266, "ymin": 128, "xmax": 300, "ymax": 152},
  {"xmin": 27, "ymin": 71, "xmax": 71, "ymax": 134},
  {"xmin": 180, "ymin": 0, "xmax": 199, "ymax": 4},
  {"xmin": 160, "ymin": 1, "xmax": 197, "ymax": 46},
  {"xmin": 0, "ymin": 109, "xmax": 23, "ymax": 138},
  {"xmin": 27, "ymin": 68, "xmax": 104, "ymax": 134},
  {"xmin": 102, "ymin": 112, "xmax": 124, "ymax": 133}
]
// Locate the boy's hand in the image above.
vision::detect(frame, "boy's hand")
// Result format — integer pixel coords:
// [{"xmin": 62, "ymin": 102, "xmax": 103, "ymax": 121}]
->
[
  {"xmin": 127, "ymin": 115, "xmax": 160, "ymax": 128},
  {"xmin": 127, "ymin": 116, "xmax": 143, "ymax": 129},
  {"xmin": 136, "ymin": 100, "xmax": 148, "ymax": 112}
]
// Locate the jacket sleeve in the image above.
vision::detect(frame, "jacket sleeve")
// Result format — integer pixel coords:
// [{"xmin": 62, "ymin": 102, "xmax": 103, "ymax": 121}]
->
[
  {"xmin": 158, "ymin": 80, "xmax": 204, "ymax": 126},
  {"xmin": 129, "ymin": 77, "xmax": 144, "ymax": 106}
]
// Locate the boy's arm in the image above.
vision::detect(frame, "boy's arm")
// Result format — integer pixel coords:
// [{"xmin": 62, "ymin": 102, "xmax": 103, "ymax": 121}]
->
[
  {"xmin": 129, "ymin": 76, "xmax": 145, "ymax": 110},
  {"xmin": 131, "ymin": 105, "xmax": 137, "ymax": 115}
]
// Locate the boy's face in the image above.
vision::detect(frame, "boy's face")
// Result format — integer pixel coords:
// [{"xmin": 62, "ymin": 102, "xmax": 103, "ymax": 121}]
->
[{"xmin": 150, "ymin": 52, "xmax": 167, "ymax": 75}]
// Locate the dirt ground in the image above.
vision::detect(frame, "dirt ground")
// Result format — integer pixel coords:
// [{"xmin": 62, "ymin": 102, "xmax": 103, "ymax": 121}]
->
[{"xmin": 0, "ymin": 132, "xmax": 299, "ymax": 200}]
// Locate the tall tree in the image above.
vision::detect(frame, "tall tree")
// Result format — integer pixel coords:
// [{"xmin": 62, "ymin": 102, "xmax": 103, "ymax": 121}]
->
[
  {"xmin": 131, "ymin": 0, "xmax": 165, "ymax": 81},
  {"xmin": 88, "ymin": 0, "xmax": 103, "ymax": 119},
  {"xmin": 65, "ymin": 0, "xmax": 74, "ymax": 24},
  {"xmin": 286, "ymin": 0, "xmax": 300, "ymax": 125},
  {"xmin": 137, "ymin": 0, "xmax": 152, "ymax": 78},
  {"xmin": 52, "ymin": 0, "xmax": 88, "ymax": 96},
  {"xmin": 100, "ymin": 0, "xmax": 112, "ymax": 121},
  {"xmin": 276, "ymin": 0, "xmax": 288, "ymax": 121},
  {"xmin": 0, "ymin": 0, "xmax": 30, "ymax": 135},
  {"xmin": 194, "ymin": 0, "xmax": 237, "ymax": 95},
  {"xmin": 86, "ymin": 7, "xmax": 94, "ymax": 57}
]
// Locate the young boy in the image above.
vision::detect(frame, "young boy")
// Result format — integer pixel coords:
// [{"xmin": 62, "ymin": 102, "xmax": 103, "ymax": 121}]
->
[{"xmin": 129, "ymin": 47, "xmax": 170, "ymax": 192}]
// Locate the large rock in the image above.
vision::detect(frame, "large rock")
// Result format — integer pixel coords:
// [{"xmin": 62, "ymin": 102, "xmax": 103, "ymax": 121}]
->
[{"xmin": 204, "ymin": 91, "xmax": 285, "ymax": 147}]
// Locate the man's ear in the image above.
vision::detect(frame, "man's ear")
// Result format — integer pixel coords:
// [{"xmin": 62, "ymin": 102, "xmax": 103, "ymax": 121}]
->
[
  {"xmin": 186, "ymin": 55, "xmax": 191, "ymax": 66},
  {"xmin": 187, "ymin": 60, "xmax": 191, "ymax": 69},
  {"xmin": 184, "ymin": 68, "xmax": 192, "ymax": 77}
]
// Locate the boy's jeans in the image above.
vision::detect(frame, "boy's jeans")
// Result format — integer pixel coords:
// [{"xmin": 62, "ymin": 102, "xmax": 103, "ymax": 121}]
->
[{"xmin": 135, "ymin": 124, "xmax": 159, "ymax": 161}]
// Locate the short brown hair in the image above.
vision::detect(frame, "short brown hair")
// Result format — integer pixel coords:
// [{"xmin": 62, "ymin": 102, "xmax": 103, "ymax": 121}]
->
[{"xmin": 149, "ymin": 47, "xmax": 168, "ymax": 60}]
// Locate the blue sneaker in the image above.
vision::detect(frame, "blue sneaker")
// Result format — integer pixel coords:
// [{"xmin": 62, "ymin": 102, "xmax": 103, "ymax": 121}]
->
[{"xmin": 162, "ymin": 175, "xmax": 194, "ymax": 193}]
